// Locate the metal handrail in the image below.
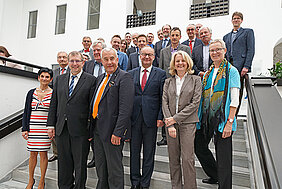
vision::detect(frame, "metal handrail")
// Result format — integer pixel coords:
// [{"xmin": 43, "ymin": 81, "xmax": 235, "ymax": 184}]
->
[{"xmin": 0, "ymin": 56, "xmax": 43, "ymax": 69}]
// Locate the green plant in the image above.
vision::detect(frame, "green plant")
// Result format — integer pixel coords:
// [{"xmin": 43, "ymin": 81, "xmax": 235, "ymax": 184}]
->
[{"xmin": 269, "ymin": 61, "xmax": 282, "ymax": 79}]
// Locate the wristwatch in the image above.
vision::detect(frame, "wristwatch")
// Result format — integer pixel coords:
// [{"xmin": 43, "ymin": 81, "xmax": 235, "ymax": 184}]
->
[{"xmin": 227, "ymin": 118, "xmax": 234, "ymax": 123}]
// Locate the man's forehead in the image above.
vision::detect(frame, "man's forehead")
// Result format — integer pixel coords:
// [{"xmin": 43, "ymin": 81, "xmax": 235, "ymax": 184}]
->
[{"xmin": 58, "ymin": 52, "xmax": 67, "ymax": 57}]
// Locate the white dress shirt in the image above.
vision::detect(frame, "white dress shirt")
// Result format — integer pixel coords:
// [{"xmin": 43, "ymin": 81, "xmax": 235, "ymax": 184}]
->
[
  {"xmin": 175, "ymin": 73, "xmax": 188, "ymax": 113},
  {"xmin": 203, "ymin": 44, "xmax": 210, "ymax": 71},
  {"xmin": 140, "ymin": 65, "xmax": 152, "ymax": 86},
  {"xmin": 69, "ymin": 70, "xmax": 83, "ymax": 90}
]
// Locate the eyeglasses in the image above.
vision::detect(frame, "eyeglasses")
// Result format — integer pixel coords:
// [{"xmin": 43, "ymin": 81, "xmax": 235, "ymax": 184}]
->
[
  {"xmin": 187, "ymin": 28, "xmax": 195, "ymax": 31},
  {"xmin": 209, "ymin": 48, "xmax": 225, "ymax": 53},
  {"xmin": 83, "ymin": 40, "xmax": 91, "ymax": 43},
  {"xmin": 141, "ymin": 53, "xmax": 154, "ymax": 57},
  {"xmin": 69, "ymin": 60, "xmax": 82, "ymax": 63}
]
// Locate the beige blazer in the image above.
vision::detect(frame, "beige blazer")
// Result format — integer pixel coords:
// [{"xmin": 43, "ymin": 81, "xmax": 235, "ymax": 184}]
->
[{"xmin": 162, "ymin": 74, "xmax": 202, "ymax": 124}]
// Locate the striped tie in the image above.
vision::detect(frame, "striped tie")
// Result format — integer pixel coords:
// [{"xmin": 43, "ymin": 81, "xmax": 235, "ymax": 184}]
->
[
  {"xmin": 92, "ymin": 74, "xmax": 109, "ymax": 118},
  {"xmin": 69, "ymin": 75, "xmax": 77, "ymax": 96}
]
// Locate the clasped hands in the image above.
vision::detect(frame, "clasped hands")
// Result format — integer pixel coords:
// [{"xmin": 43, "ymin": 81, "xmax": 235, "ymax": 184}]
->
[{"xmin": 164, "ymin": 117, "xmax": 177, "ymax": 138}]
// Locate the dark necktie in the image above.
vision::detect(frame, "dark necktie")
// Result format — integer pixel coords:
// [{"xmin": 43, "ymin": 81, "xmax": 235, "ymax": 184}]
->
[
  {"xmin": 141, "ymin": 69, "xmax": 148, "ymax": 91},
  {"xmin": 162, "ymin": 39, "xmax": 168, "ymax": 49},
  {"xmin": 69, "ymin": 75, "xmax": 77, "ymax": 96},
  {"xmin": 98, "ymin": 62, "xmax": 103, "ymax": 76}
]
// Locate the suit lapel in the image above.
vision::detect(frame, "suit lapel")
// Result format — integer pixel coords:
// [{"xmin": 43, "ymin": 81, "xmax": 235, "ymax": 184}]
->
[
  {"xmin": 68, "ymin": 72, "xmax": 86, "ymax": 101},
  {"xmin": 233, "ymin": 28, "xmax": 244, "ymax": 42},
  {"xmin": 64, "ymin": 73, "xmax": 70, "ymax": 99},
  {"xmin": 143, "ymin": 66, "xmax": 156, "ymax": 92},
  {"xmin": 136, "ymin": 67, "xmax": 142, "ymax": 92},
  {"xmin": 101, "ymin": 68, "xmax": 120, "ymax": 100}
]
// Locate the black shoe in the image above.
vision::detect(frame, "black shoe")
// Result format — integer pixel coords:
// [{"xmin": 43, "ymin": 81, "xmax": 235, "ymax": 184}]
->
[
  {"xmin": 157, "ymin": 138, "xmax": 167, "ymax": 146},
  {"xmin": 87, "ymin": 159, "xmax": 95, "ymax": 168},
  {"xmin": 202, "ymin": 178, "xmax": 218, "ymax": 184},
  {"xmin": 141, "ymin": 187, "xmax": 149, "ymax": 189},
  {"xmin": 26, "ymin": 178, "xmax": 35, "ymax": 189},
  {"xmin": 48, "ymin": 155, "xmax": 57, "ymax": 162},
  {"xmin": 131, "ymin": 185, "xmax": 140, "ymax": 189}
]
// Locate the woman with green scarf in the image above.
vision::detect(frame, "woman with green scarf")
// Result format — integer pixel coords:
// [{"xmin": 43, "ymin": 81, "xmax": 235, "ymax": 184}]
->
[{"xmin": 197, "ymin": 39, "xmax": 240, "ymax": 189}]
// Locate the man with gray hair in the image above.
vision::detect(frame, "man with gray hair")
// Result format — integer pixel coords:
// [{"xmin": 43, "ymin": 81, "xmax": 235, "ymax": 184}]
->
[
  {"xmin": 79, "ymin": 36, "xmax": 94, "ymax": 60},
  {"xmin": 192, "ymin": 26, "xmax": 213, "ymax": 78},
  {"xmin": 90, "ymin": 48, "xmax": 134, "ymax": 189},
  {"xmin": 182, "ymin": 24, "xmax": 203, "ymax": 53}
]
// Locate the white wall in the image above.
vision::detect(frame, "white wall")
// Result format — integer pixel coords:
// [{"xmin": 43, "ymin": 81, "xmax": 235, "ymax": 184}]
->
[
  {"xmin": 0, "ymin": 72, "xmax": 38, "ymax": 119},
  {"xmin": 0, "ymin": 128, "xmax": 29, "ymax": 179},
  {"xmin": 0, "ymin": 0, "xmax": 281, "ymax": 74}
]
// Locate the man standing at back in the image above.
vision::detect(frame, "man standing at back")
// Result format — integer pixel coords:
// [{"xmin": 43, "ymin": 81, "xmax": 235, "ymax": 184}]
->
[
  {"xmin": 128, "ymin": 46, "xmax": 166, "ymax": 189},
  {"xmin": 47, "ymin": 51, "xmax": 96, "ymax": 188},
  {"xmin": 90, "ymin": 48, "xmax": 134, "ymax": 189},
  {"xmin": 182, "ymin": 24, "xmax": 202, "ymax": 54},
  {"xmin": 127, "ymin": 33, "xmax": 139, "ymax": 57},
  {"xmin": 154, "ymin": 24, "xmax": 171, "ymax": 60},
  {"xmin": 48, "ymin": 51, "xmax": 69, "ymax": 162},
  {"xmin": 111, "ymin": 35, "xmax": 128, "ymax": 71},
  {"xmin": 223, "ymin": 11, "xmax": 255, "ymax": 114},
  {"xmin": 158, "ymin": 27, "xmax": 191, "ymax": 146},
  {"xmin": 79, "ymin": 36, "xmax": 94, "ymax": 60}
]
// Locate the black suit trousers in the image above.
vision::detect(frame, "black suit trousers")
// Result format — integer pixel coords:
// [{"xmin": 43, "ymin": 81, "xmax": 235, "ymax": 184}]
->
[
  {"xmin": 94, "ymin": 127, "xmax": 124, "ymax": 189},
  {"xmin": 56, "ymin": 122, "xmax": 90, "ymax": 189},
  {"xmin": 130, "ymin": 113, "xmax": 158, "ymax": 187}
]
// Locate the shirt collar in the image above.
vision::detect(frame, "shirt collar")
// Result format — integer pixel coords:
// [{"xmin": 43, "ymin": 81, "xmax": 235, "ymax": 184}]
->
[
  {"xmin": 175, "ymin": 72, "xmax": 188, "ymax": 80},
  {"xmin": 70, "ymin": 70, "xmax": 83, "ymax": 79},
  {"xmin": 141, "ymin": 65, "xmax": 152, "ymax": 73}
]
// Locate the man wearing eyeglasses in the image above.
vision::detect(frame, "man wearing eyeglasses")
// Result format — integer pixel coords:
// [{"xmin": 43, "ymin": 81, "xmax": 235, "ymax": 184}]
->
[
  {"xmin": 192, "ymin": 26, "xmax": 213, "ymax": 78},
  {"xmin": 182, "ymin": 24, "xmax": 203, "ymax": 54},
  {"xmin": 223, "ymin": 11, "xmax": 255, "ymax": 115},
  {"xmin": 79, "ymin": 36, "xmax": 94, "ymax": 60},
  {"xmin": 47, "ymin": 51, "xmax": 96, "ymax": 188},
  {"xmin": 128, "ymin": 46, "xmax": 166, "ymax": 189}
]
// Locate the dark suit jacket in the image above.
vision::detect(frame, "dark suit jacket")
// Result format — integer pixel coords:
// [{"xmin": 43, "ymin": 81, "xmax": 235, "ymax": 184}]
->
[
  {"xmin": 49, "ymin": 67, "xmax": 70, "ymax": 89},
  {"xmin": 126, "ymin": 46, "xmax": 137, "ymax": 57},
  {"xmin": 90, "ymin": 68, "xmax": 134, "ymax": 142},
  {"xmin": 154, "ymin": 38, "xmax": 171, "ymax": 59},
  {"xmin": 192, "ymin": 43, "xmax": 213, "ymax": 75},
  {"xmin": 127, "ymin": 52, "xmax": 158, "ymax": 71},
  {"xmin": 83, "ymin": 59, "xmax": 104, "ymax": 76},
  {"xmin": 181, "ymin": 38, "xmax": 203, "ymax": 51},
  {"xmin": 129, "ymin": 66, "xmax": 166, "ymax": 127},
  {"xmin": 47, "ymin": 71, "xmax": 96, "ymax": 136},
  {"xmin": 159, "ymin": 44, "xmax": 191, "ymax": 77},
  {"xmin": 223, "ymin": 27, "xmax": 255, "ymax": 72}
]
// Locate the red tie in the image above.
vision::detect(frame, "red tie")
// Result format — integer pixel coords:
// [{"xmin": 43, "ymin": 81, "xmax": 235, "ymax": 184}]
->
[
  {"xmin": 141, "ymin": 69, "xmax": 148, "ymax": 91},
  {"xmin": 61, "ymin": 68, "xmax": 65, "ymax": 75},
  {"xmin": 189, "ymin": 40, "xmax": 193, "ymax": 54},
  {"xmin": 84, "ymin": 49, "xmax": 90, "ymax": 53}
]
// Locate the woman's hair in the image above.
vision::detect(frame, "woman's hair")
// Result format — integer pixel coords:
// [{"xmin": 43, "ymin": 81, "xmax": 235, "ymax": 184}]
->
[
  {"xmin": 0, "ymin": 46, "xmax": 12, "ymax": 57},
  {"xmin": 38, "ymin": 67, "xmax": 53, "ymax": 79},
  {"xmin": 121, "ymin": 39, "xmax": 128, "ymax": 52},
  {"xmin": 169, "ymin": 50, "xmax": 194, "ymax": 76}
]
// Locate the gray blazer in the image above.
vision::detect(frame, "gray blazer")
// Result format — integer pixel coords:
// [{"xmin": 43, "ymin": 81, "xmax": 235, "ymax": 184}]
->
[
  {"xmin": 162, "ymin": 74, "xmax": 202, "ymax": 124},
  {"xmin": 49, "ymin": 67, "xmax": 70, "ymax": 89},
  {"xmin": 159, "ymin": 44, "xmax": 191, "ymax": 77},
  {"xmin": 79, "ymin": 49, "xmax": 94, "ymax": 61}
]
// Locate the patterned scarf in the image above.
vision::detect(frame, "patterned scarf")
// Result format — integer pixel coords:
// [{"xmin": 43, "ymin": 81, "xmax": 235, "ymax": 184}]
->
[{"xmin": 201, "ymin": 58, "xmax": 229, "ymax": 139}]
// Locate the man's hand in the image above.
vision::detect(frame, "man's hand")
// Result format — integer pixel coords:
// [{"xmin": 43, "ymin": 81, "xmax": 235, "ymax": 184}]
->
[
  {"xmin": 48, "ymin": 128, "xmax": 55, "ymax": 140},
  {"xmin": 241, "ymin": 67, "xmax": 248, "ymax": 77},
  {"xmin": 222, "ymin": 122, "xmax": 232, "ymax": 138},
  {"xmin": 165, "ymin": 117, "xmax": 176, "ymax": 127},
  {"xmin": 168, "ymin": 126, "xmax": 177, "ymax": 138},
  {"xmin": 111, "ymin": 134, "xmax": 121, "ymax": 145},
  {"xmin": 22, "ymin": 131, "xmax": 28, "ymax": 140},
  {"xmin": 157, "ymin": 120, "xmax": 164, "ymax": 127}
]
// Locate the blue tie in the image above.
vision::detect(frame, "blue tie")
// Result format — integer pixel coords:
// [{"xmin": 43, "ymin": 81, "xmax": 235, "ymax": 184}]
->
[
  {"xmin": 162, "ymin": 39, "xmax": 168, "ymax": 48},
  {"xmin": 69, "ymin": 75, "xmax": 77, "ymax": 96}
]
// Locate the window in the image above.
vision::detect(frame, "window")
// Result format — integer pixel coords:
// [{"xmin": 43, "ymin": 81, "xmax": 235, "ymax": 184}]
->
[
  {"xmin": 190, "ymin": 0, "xmax": 229, "ymax": 20},
  {"xmin": 126, "ymin": 0, "xmax": 156, "ymax": 28},
  {"xmin": 27, "ymin": 11, "xmax": 38, "ymax": 38},
  {"xmin": 87, "ymin": 0, "xmax": 101, "ymax": 30},
  {"xmin": 55, "ymin": 4, "xmax": 67, "ymax": 35}
]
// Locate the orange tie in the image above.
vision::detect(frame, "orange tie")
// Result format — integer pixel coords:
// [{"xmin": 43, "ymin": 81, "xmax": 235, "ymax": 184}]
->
[{"xmin": 92, "ymin": 74, "xmax": 109, "ymax": 119}]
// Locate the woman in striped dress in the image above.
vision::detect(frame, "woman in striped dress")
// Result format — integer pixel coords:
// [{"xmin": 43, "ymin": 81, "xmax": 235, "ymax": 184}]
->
[{"xmin": 22, "ymin": 68, "xmax": 53, "ymax": 189}]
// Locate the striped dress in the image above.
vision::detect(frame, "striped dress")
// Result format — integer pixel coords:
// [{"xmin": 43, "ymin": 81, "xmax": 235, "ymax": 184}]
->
[{"xmin": 27, "ymin": 90, "xmax": 52, "ymax": 151}]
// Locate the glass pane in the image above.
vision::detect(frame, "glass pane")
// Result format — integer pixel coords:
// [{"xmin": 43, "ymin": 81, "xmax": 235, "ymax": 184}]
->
[
  {"xmin": 88, "ymin": 0, "xmax": 100, "ymax": 14},
  {"xmin": 57, "ymin": 5, "xmax": 67, "ymax": 20},
  {"xmin": 30, "ymin": 11, "xmax": 38, "ymax": 25},
  {"xmin": 87, "ymin": 14, "xmax": 99, "ymax": 30},
  {"xmin": 56, "ymin": 20, "xmax": 65, "ymax": 34}
]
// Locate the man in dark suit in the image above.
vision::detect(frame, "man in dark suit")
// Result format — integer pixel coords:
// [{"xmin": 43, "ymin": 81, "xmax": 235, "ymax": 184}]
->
[
  {"xmin": 192, "ymin": 26, "xmax": 213, "ymax": 77},
  {"xmin": 47, "ymin": 51, "xmax": 96, "ymax": 189},
  {"xmin": 79, "ymin": 36, "xmax": 94, "ymax": 60},
  {"xmin": 127, "ymin": 33, "xmax": 139, "ymax": 57},
  {"xmin": 128, "ymin": 46, "xmax": 166, "ymax": 189},
  {"xmin": 154, "ymin": 24, "xmax": 171, "ymax": 60},
  {"xmin": 48, "ymin": 51, "xmax": 69, "ymax": 162},
  {"xmin": 127, "ymin": 34, "xmax": 158, "ymax": 71},
  {"xmin": 182, "ymin": 24, "xmax": 203, "ymax": 53},
  {"xmin": 83, "ymin": 40, "xmax": 106, "ymax": 168},
  {"xmin": 90, "ymin": 48, "xmax": 134, "ymax": 189},
  {"xmin": 158, "ymin": 27, "xmax": 191, "ymax": 146},
  {"xmin": 223, "ymin": 11, "xmax": 255, "ymax": 115}
]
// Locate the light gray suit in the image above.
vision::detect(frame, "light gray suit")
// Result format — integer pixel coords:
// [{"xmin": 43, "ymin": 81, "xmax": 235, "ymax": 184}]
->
[
  {"xmin": 159, "ymin": 44, "xmax": 191, "ymax": 77},
  {"xmin": 162, "ymin": 74, "xmax": 202, "ymax": 189}
]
